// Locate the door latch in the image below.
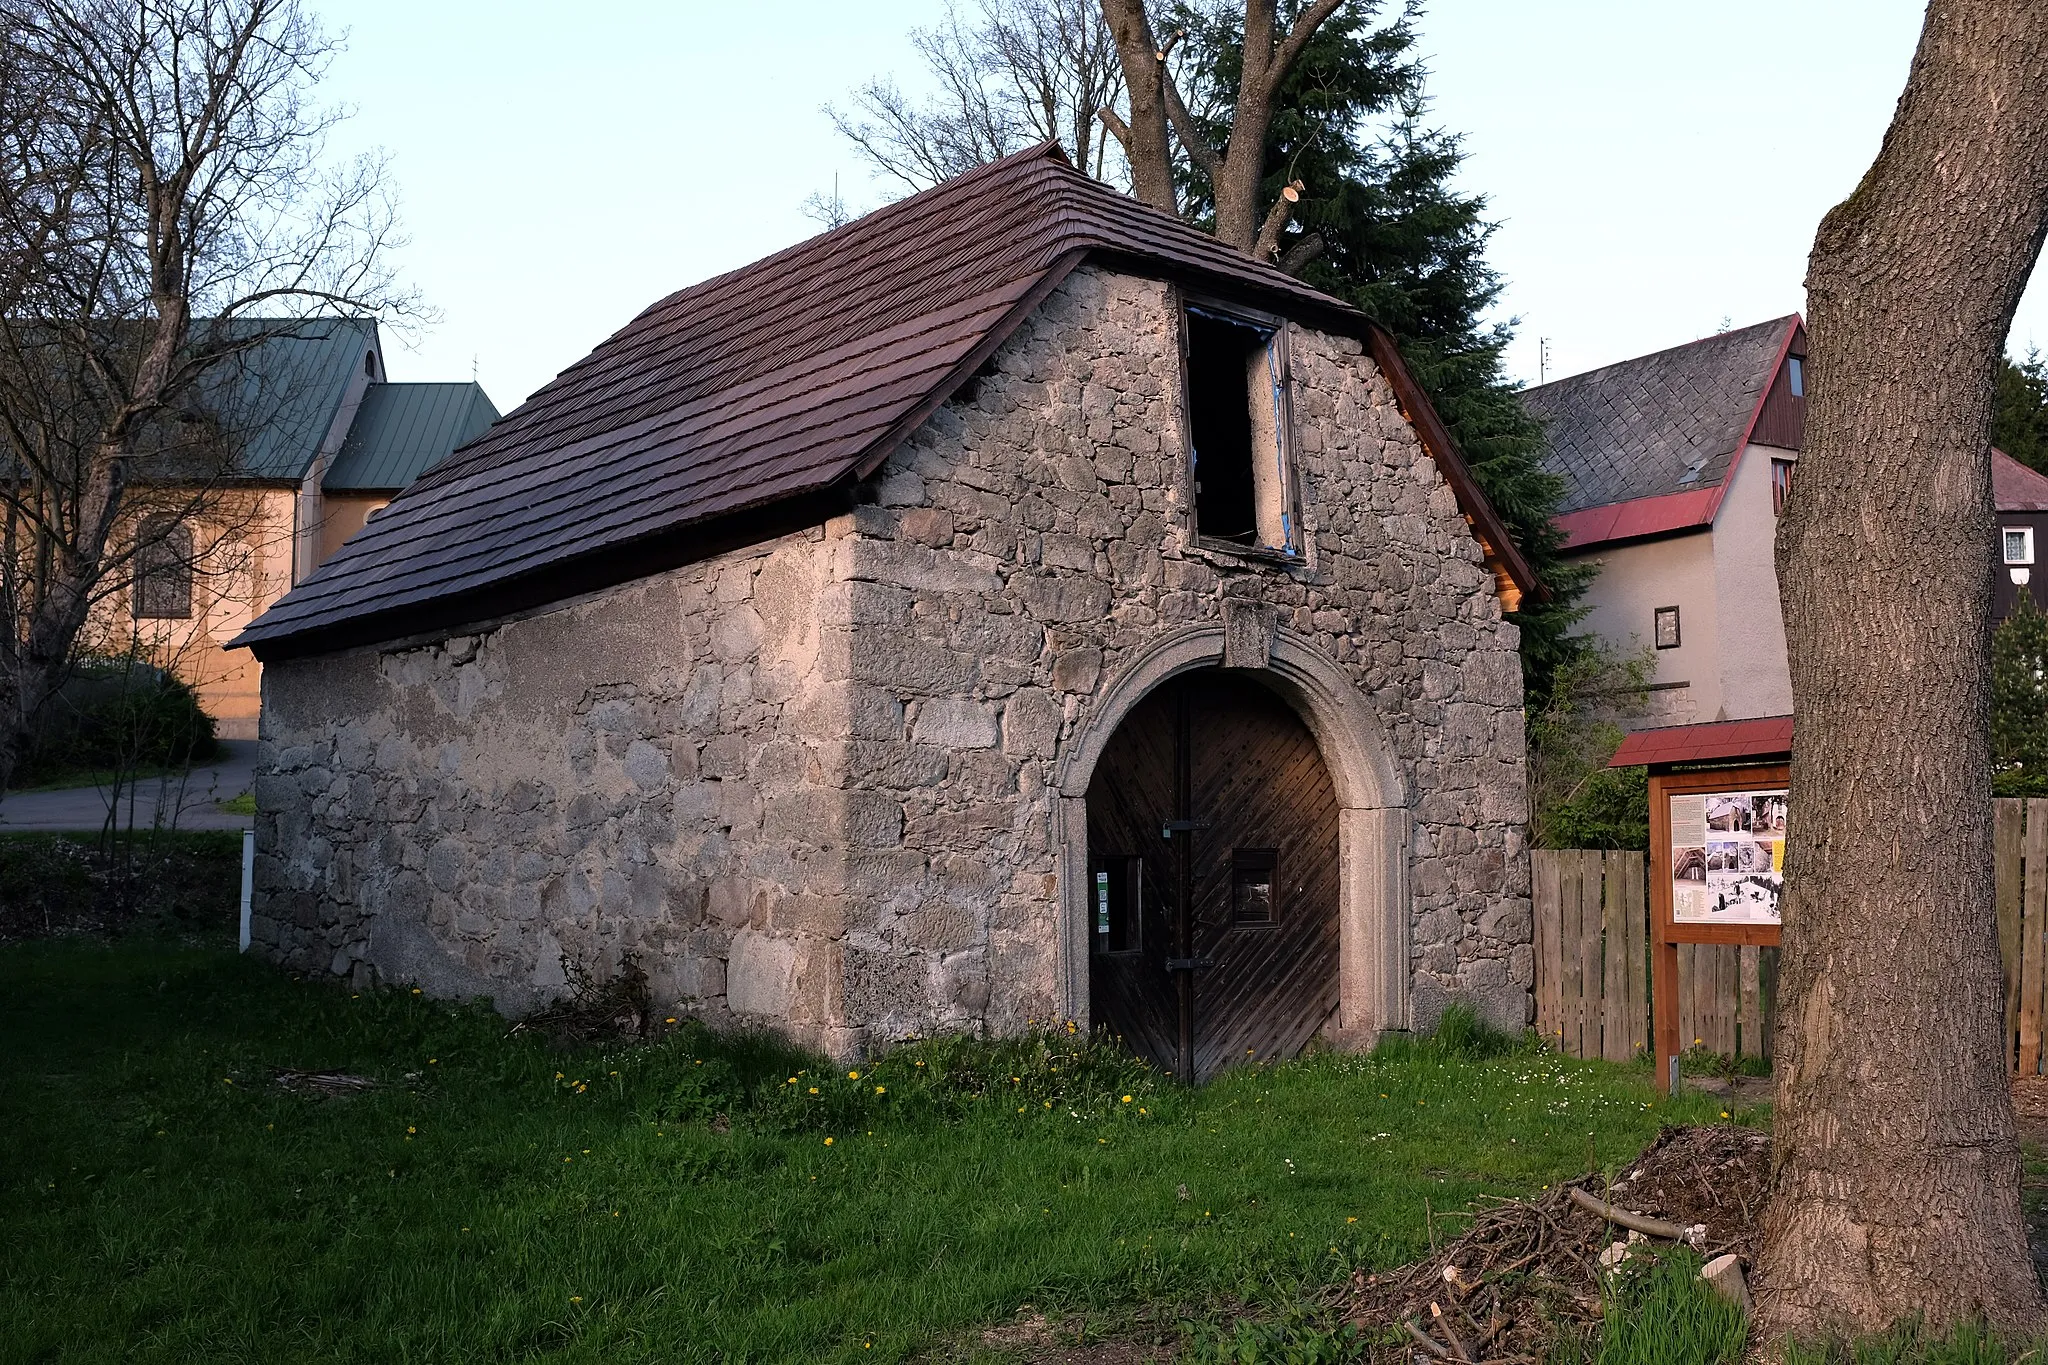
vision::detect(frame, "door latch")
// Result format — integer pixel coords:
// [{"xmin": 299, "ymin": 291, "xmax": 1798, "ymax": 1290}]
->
[
  {"xmin": 1165, "ymin": 956, "xmax": 1216, "ymax": 971},
  {"xmin": 1160, "ymin": 819, "xmax": 1210, "ymax": 839}
]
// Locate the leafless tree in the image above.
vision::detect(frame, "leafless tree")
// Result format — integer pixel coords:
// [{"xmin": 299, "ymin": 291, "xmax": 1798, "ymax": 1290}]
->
[
  {"xmin": 1762, "ymin": 0, "xmax": 2048, "ymax": 1337},
  {"xmin": 0, "ymin": 0, "xmax": 419, "ymax": 797},
  {"xmin": 1099, "ymin": 0, "xmax": 1346, "ymax": 257},
  {"xmin": 826, "ymin": 0, "xmax": 1127, "ymax": 195}
]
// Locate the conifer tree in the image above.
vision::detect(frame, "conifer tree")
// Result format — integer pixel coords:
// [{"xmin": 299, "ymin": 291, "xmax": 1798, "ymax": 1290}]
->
[
  {"xmin": 1166, "ymin": 1, "xmax": 1589, "ymax": 709},
  {"xmin": 1993, "ymin": 588, "xmax": 2048, "ymax": 795}
]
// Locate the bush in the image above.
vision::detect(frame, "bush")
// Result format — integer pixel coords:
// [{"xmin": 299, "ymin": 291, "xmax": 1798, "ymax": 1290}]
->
[
  {"xmin": 13, "ymin": 655, "xmax": 218, "ymax": 789},
  {"xmin": 0, "ymin": 831, "xmax": 243, "ymax": 941}
]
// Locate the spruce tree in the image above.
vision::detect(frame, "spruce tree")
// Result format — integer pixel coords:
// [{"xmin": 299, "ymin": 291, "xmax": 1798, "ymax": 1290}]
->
[
  {"xmin": 1993, "ymin": 349, "xmax": 2048, "ymax": 473},
  {"xmin": 1994, "ymin": 587, "xmax": 2048, "ymax": 795},
  {"xmin": 1169, "ymin": 1, "xmax": 1590, "ymax": 711}
]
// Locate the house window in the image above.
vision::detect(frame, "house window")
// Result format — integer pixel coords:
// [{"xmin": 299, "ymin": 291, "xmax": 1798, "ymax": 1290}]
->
[
  {"xmin": 1231, "ymin": 848, "xmax": 1279, "ymax": 925},
  {"xmin": 1654, "ymin": 605, "xmax": 1681, "ymax": 650},
  {"xmin": 2005, "ymin": 526, "xmax": 2035, "ymax": 566},
  {"xmin": 364, "ymin": 350, "xmax": 378, "ymax": 379},
  {"xmin": 133, "ymin": 517, "xmax": 194, "ymax": 619},
  {"xmin": 1771, "ymin": 458, "xmax": 1794, "ymax": 514},
  {"xmin": 1091, "ymin": 855, "xmax": 1142, "ymax": 954},
  {"xmin": 1787, "ymin": 355, "xmax": 1805, "ymax": 397},
  {"xmin": 1184, "ymin": 302, "xmax": 1298, "ymax": 554}
]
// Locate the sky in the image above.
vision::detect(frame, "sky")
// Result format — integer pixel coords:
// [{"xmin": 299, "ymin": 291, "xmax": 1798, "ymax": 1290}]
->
[{"xmin": 319, "ymin": 1, "xmax": 1986, "ymax": 409}]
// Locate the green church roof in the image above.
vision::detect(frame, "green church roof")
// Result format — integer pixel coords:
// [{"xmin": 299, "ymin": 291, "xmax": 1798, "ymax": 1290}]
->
[{"xmin": 325, "ymin": 382, "xmax": 500, "ymax": 492}]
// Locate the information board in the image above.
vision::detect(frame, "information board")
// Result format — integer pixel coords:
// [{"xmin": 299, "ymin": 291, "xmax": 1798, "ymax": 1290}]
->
[{"xmin": 1667, "ymin": 787, "xmax": 1786, "ymax": 927}]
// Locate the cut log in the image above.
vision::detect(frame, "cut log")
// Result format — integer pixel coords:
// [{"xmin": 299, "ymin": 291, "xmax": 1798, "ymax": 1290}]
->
[
  {"xmin": 1567, "ymin": 1186, "xmax": 1692, "ymax": 1241},
  {"xmin": 1700, "ymin": 1253, "xmax": 1753, "ymax": 1317}
]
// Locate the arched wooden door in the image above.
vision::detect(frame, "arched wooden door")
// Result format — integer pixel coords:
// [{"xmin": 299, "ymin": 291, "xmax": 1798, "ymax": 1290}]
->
[{"xmin": 1085, "ymin": 669, "xmax": 1341, "ymax": 1082}]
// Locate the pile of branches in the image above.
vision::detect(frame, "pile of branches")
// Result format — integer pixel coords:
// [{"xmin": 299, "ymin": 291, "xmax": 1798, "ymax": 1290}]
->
[{"xmin": 1339, "ymin": 1126, "xmax": 1771, "ymax": 1362}]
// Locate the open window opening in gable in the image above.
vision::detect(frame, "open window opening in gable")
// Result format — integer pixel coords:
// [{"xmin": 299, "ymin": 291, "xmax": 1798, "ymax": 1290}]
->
[{"xmin": 1184, "ymin": 303, "xmax": 1298, "ymax": 554}]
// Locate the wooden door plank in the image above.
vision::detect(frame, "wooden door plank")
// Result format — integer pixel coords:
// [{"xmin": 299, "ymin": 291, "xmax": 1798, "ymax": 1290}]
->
[
  {"xmin": 1738, "ymin": 945, "xmax": 1762, "ymax": 1059},
  {"xmin": 1558, "ymin": 851, "xmax": 1584, "ymax": 1057},
  {"xmin": 1578, "ymin": 849, "xmax": 1604, "ymax": 1060},
  {"xmin": 1602, "ymin": 851, "xmax": 1629, "ymax": 1062},
  {"xmin": 1677, "ymin": 941, "xmax": 1696, "ymax": 1061},
  {"xmin": 1998, "ymin": 798, "xmax": 2024, "ymax": 1073},
  {"xmin": 2024, "ymin": 799, "xmax": 2048, "ymax": 1076},
  {"xmin": 1623, "ymin": 852, "xmax": 1647, "ymax": 1059},
  {"xmin": 1760, "ymin": 946, "xmax": 1779, "ymax": 1062},
  {"xmin": 1534, "ymin": 850, "xmax": 1560, "ymax": 1047}
]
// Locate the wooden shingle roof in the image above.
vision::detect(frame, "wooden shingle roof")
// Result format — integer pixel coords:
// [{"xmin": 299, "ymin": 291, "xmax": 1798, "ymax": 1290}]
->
[{"xmin": 237, "ymin": 143, "xmax": 1529, "ymax": 659}]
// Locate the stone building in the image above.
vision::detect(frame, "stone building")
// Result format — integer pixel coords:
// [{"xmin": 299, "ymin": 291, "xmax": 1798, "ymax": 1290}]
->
[{"xmin": 235, "ymin": 145, "xmax": 1537, "ymax": 1077}]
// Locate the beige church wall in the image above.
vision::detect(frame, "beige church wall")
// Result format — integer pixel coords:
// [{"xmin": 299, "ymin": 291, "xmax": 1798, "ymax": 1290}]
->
[
  {"xmin": 1566, "ymin": 528, "xmax": 1722, "ymax": 725},
  {"xmin": 252, "ymin": 265, "xmax": 1531, "ymax": 1055},
  {"xmin": 1710, "ymin": 442, "xmax": 1795, "ymax": 719},
  {"xmin": 88, "ymin": 486, "xmax": 297, "ymax": 742},
  {"xmin": 315, "ymin": 493, "xmax": 389, "ymax": 567}
]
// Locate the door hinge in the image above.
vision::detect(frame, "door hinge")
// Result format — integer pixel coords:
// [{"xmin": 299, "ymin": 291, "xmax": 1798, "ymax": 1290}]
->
[{"xmin": 1165, "ymin": 956, "xmax": 1216, "ymax": 971}]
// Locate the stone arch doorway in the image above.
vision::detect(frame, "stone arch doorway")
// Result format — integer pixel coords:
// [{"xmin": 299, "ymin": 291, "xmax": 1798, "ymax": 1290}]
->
[
  {"xmin": 1053, "ymin": 623, "xmax": 1412, "ymax": 1076},
  {"xmin": 1085, "ymin": 668, "xmax": 1339, "ymax": 1081}
]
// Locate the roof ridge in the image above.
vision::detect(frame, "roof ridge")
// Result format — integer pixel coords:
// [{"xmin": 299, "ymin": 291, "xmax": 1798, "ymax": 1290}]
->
[{"xmin": 1526, "ymin": 315, "xmax": 1798, "ymax": 395}]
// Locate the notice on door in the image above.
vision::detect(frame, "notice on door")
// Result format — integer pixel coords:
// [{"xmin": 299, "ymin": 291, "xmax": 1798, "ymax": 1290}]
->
[{"xmin": 1670, "ymin": 788, "xmax": 1785, "ymax": 925}]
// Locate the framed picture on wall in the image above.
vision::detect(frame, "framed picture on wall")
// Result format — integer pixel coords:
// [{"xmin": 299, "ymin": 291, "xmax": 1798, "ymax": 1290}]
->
[{"xmin": 1654, "ymin": 605, "xmax": 1681, "ymax": 650}]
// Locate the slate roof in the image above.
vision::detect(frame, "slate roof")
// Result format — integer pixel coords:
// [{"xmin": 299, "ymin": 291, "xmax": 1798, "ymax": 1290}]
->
[
  {"xmin": 324, "ymin": 383, "xmax": 500, "ymax": 492},
  {"xmin": 1524, "ymin": 317, "xmax": 1799, "ymax": 515},
  {"xmin": 1995, "ymin": 449, "xmax": 2048, "ymax": 512},
  {"xmin": 198, "ymin": 317, "xmax": 379, "ymax": 480},
  {"xmin": 235, "ymin": 142, "xmax": 1530, "ymax": 658}
]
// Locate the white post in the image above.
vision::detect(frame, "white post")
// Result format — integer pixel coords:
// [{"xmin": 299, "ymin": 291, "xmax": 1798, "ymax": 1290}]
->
[{"xmin": 239, "ymin": 828, "xmax": 255, "ymax": 953}]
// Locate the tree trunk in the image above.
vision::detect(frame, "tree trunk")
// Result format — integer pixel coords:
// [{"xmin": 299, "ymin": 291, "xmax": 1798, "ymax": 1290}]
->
[
  {"xmin": 1764, "ymin": 0, "xmax": 2048, "ymax": 1337},
  {"xmin": 1097, "ymin": 0, "xmax": 1175, "ymax": 214}
]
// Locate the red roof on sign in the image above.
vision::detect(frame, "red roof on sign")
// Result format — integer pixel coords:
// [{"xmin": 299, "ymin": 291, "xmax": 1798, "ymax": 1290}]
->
[{"xmin": 1608, "ymin": 715, "xmax": 1793, "ymax": 769}]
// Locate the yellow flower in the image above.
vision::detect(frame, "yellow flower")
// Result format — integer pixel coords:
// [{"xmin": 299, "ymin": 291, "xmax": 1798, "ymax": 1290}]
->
[
  {"xmin": 411, "ymin": 988, "xmax": 421, "ymax": 995},
  {"xmin": 406, "ymin": 1126, "xmax": 416, "ymax": 1134},
  {"xmin": 1121, "ymin": 1095, "xmax": 1132, "ymax": 1103},
  {"xmin": 809, "ymin": 1087, "xmax": 819, "ymax": 1094},
  {"xmin": 824, "ymin": 1137, "xmax": 834, "ymax": 1146},
  {"xmin": 1720, "ymin": 1110, "xmax": 1731, "ymax": 1119},
  {"xmin": 874, "ymin": 1086, "xmax": 886, "ymax": 1094},
  {"xmin": 1138, "ymin": 1108, "xmax": 1147, "ymax": 1115},
  {"xmin": 570, "ymin": 1296, "xmax": 582, "ymax": 1303},
  {"xmin": 1346, "ymin": 1217, "xmax": 1358, "ymax": 1224},
  {"xmin": 427, "ymin": 1058, "xmax": 437, "ymax": 1065},
  {"xmin": 556, "ymin": 1072, "xmax": 564, "ymax": 1080},
  {"xmin": 848, "ymin": 1070, "xmax": 860, "ymax": 1080},
  {"xmin": 787, "ymin": 1077, "xmax": 798, "ymax": 1085}
]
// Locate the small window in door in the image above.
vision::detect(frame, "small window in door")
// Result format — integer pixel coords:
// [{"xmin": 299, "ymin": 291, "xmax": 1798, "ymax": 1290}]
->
[
  {"xmin": 1231, "ymin": 848, "xmax": 1279, "ymax": 925},
  {"xmin": 1091, "ymin": 855, "xmax": 1142, "ymax": 954},
  {"xmin": 1185, "ymin": 304, "xmax": 1298, "ymax": 554}
]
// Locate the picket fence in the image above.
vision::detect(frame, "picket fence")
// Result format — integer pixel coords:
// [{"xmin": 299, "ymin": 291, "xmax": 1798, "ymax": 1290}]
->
[{"xmin": 1531, "ymin": 796, "xmax": 2047, "ymax": 1073}]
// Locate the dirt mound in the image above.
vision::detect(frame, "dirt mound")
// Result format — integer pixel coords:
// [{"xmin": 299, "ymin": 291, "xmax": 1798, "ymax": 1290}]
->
[{"xmin": 1341, "ymin": 1125, "xmax": 1770, "ymax": 1361}]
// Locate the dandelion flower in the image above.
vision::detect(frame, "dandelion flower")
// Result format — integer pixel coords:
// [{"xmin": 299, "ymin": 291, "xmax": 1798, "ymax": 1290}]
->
[
  {"xmin": 428, "ymin": 1058, "xmax": 437, "ymax": 1065},
  {"xmin": 665, "ymin": 1017, "xmax": 676, "ymax": 1024},
  {"xmin": 1139, "ymin": 1107, "xmax": 1148, "ymax": 1115},
  {"xmin": 810, "ymin": 1087, "xmax": 819, "ymax": 1094},
  {"xmin": 1347, "ymin": 1217, "xmax": 1358, "ymax": 1224},
  {"xmin": 874, "ymin": 1086, "xmax": 885, "ymax": 1094},
  {"xmin": 570, "ymin": 1296, "xmax": 582, "ymax": 1303},
  {"xmin": 407, "ymin": 1126, "xmax": 416, "ymax": 1134},
  {"xmin": 787, "ymin": 1077, "xmax": 798, "ymax": 1085},
  {"xmin": 412, "ymin": 988, "xmax": 421, "ymax": 995},
  {"xmin": 1720, "ymin": 1110, "xmax": 1731, "ymax": 1119},
  {"xmin": 1121, "ymin": 1095, "xmax": 1132, "ymax": 1103},
  {"xmin": 824, "ymin": 1137, "xmax": 834, "ymax": 1146},
  {"xmin": 848, "ymin": 1070, "xmax": 860, "ymax": 1080}
]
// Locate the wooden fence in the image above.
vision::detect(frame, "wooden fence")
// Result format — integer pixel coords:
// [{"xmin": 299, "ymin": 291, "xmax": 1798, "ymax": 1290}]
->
[{"xmin": 1532, "ymin": 799, "xmax": 2048, "ymax": 1072}]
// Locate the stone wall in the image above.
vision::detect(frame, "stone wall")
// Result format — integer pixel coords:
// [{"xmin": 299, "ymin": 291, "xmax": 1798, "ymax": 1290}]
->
[{"xmin": 253, "ymin": 263, "xmax": 1531, "ymax": 1052}]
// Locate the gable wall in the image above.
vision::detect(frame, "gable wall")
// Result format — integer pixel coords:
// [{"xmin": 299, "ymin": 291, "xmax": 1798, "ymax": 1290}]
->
[{"xmin": 250, "ymin": 264, "xmax": 1530, "ymax": 1054}]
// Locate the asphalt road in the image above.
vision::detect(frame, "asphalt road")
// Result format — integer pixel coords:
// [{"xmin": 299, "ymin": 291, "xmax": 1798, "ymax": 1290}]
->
[{"xmin": 0, "ymin": 740, "xmax": 257, "ymax": 832}]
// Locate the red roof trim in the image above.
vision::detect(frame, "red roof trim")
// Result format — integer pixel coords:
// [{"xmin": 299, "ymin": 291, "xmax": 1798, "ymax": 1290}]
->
[
  {"xmin": 1555, "ymin": 488, "xmax": 1719, "ymax": 550},
  {"xmin": 1608, "ymin": 715, "xmax": 1794, "ymax": 769}
]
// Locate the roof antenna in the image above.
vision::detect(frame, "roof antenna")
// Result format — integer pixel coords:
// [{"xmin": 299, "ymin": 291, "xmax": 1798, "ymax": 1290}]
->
[
  {"xmin": 1538, "ymin": 336, "xmax": 1551, "ymax": 385},
  {"xmin": 471, "ymin": 353, "xmax": 478, "ymax": 382}
]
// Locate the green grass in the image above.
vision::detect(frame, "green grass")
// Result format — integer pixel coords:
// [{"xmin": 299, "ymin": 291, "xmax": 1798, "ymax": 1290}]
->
[
  {"xmin": 1778, "ymin": 1323, "xmax": 2048, "ymax": 1365},
  {"xmin": 1593, "ymin": 1247, "xmax": 1747, "ymax": 1365},
  {"xmin": 0, "ymin": 941, "xmax": 1755, "ymax": 1364},
  {"xmin": 214, "ymin": 790, "xmax": 256, "ymax": 816}
]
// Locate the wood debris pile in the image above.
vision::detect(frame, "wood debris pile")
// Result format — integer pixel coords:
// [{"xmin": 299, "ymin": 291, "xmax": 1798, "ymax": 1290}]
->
[{"xmin": 1338, "ymin": 1125, "xmax": 1771, "ymax": 1363}]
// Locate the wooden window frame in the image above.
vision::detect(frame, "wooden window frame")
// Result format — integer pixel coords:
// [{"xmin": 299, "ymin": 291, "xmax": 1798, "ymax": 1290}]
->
[{"xmin": 1174, "ymin": 290, "xmax": 1305, "ymax": 564}]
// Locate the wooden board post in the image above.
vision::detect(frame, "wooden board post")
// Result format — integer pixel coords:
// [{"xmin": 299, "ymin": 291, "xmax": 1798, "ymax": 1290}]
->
[{"xmin": 1649, "ymin": 761, "xmax": 1789, "ymax": 1093}]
